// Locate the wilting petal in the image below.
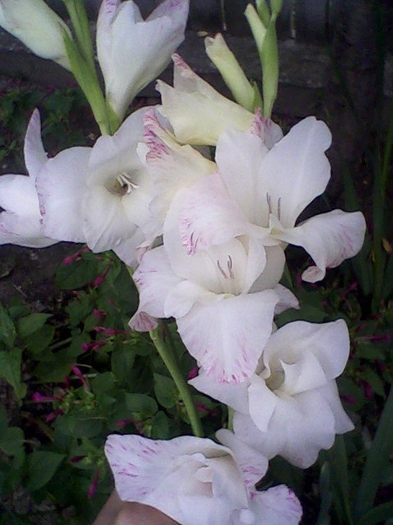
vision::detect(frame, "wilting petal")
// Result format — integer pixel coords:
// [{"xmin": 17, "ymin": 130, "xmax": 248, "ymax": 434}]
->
[
  {"xmin": 97, "ymin": 0, "xmax": 189, "ymax": 119},
  {"xmin": 105, "ymin": 434, "xmax": 248, "ymax": 525},
  {"xmin": 0, "ymin": 0, "xmax": 71, "ymax": 69},
  {"xmin": 37, "ymin": 147, "xmax": 90, "ymax": 243},
  {"xmin": 275, "ymin": 209, "xmax": 366, "ymax": 282},
  {"xmin": 177, "ymin": 290, "xmax": 278, "ymax": 383},
  {"xmin": 157, "ymin": 54, "xmax": 256, "ymax": 146}
]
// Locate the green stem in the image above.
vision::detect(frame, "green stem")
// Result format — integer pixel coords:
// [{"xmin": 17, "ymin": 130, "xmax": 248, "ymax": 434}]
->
[{"xmin": 149, "ymin": 326, "xmax": 204, "ymax": 438}]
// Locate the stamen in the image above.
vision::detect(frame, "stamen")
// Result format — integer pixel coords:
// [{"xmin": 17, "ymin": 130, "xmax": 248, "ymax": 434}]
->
[
  {"xmin": 277, "ymin": 197, "xmax": 282, "ymax": 220},
  {"xmin": 216, "ymin": 259, "xmax": 228, "ymax": 279},
  {"xmin": 227, "ymin": 255, "xmax": 234, "ymax": 279},
  {"xmin": 117, "ymin": 172, "xmax": 139, "ymax": 194},
  {"xmin": 266, "ymin": 193, "xmax": 272, "ymax": 215}
]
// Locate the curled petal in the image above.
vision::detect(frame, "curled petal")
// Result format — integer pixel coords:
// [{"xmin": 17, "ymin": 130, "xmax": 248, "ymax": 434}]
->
[{"xmin": 275, "ymin": 210, "xmax": 366, "ymax": 282}]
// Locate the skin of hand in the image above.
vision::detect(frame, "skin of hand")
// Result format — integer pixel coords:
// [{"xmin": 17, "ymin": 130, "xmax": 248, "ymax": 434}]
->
[{"xmin": 92, "ymin": 490, "xmax": 179, "ymax": 525}]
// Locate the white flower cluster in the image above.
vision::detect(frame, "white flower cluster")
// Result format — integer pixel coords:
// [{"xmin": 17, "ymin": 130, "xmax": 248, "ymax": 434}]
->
[{"xmin": 0, "ymin": 1, "xmax": 366, "ymax": 523}]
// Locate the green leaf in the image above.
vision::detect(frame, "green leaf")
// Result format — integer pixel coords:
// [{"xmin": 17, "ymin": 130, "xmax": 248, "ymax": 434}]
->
[
  {"xmin": 56, "ymin": 257, "xmax": 100, "ymax": 290},
  {"xmin": 27, "ymin": 451, "xmax": 65, "ymax": 492},
  {"xmin": 150, "ymin": 411, "xmax": 170, "ymax": 439},
  {"xmin": 17, "ymin": 313, "xmax": 52, "ymax": 338},
  {"xmin": 0, "ymin": 348, "xmax": 26, "ymax": 399},
  {"xmin": 355, "ymin": 385, "xmax": 393, "ymax": 518},
  {"xmin": 358, "ymin": 502, "xmax": 393, "ymax": 525},
  {"xmin": 24, "ymin": 325, "xmax": 56, "ymax": 355},
  {"xmin": 316, "ymin": 462, "xmax": 333, "ymax": 525},
  {"xmin": 154, "ymin": 373, "xmax": 178, "ymax": 409},
  {"xmin": 54, "ymin": 413, "xmax": 103, "ymax": 439},
  {"xmin": 0, "ymin": 303, "xmax": 16, "ymax": 347},
  {"xmin": 125, "ymin": 393, "xmax": 157, "ymax": 416},
  {"xmin": 111, "ymin": 342, "xmax": 136, "ymax": 386}
]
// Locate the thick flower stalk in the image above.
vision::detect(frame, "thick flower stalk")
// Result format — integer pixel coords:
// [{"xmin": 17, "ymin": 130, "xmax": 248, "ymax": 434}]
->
[
  {"xmin": 97, "ymin": 0, "xmax": 189, "ymax": 121},
  {"xmin": 0, "ymin": 0, "xmax": 72, "ymax": 70}
]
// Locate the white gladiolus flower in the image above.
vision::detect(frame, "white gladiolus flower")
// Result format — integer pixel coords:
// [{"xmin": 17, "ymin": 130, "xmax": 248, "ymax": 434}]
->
[
  {"xmin": 178, "ymin": 117, "xmax": 366, "ymax": 282},
  {"xmin": 97, "ymin": 0, "xmax": 189, "ymax": 120},
  {"xmin": 105, "ymin": 433, "xmax": 302, "ymax": 525},
  {"xmin": 105, "ymin": 434, "xmax": 251, "ymax": 525},
  {"xmin": 36, "ymin": 108, "xmax": 154, "ymax": 267},
  {"xmin": 193, "ymin": 320, "xmax": 354, "ymax": 468},
  {"xmin": 0, "ymin": 0, "xmax": 71, "ymax": 69},
  {"xmin": 129, "ymin": 183, "xmax": 297, "ymax": 383}
]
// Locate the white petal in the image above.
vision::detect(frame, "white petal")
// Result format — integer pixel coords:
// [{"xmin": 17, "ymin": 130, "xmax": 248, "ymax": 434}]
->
[
  {"xmin": 264, "ymin": 320, "xmax": 350, "ymax": 382},
  {"xmin": 216, "ymin": 429, "xmax": 268, "ymax": 490},
  {"xmin": 97, "ymin": 0, "xmax": 188, "ymax": 119},
  {"xmin": 177, "ymin": 290, "xmax": 278, "ymax": 383},
  {"xmin": 178, "ymin": 172, "xmax": 267, "ymax": 254},
  {"xmin": 82, "ymin": 186, "xmax": 138, "ymax": 252},
  {"xmin": 23, "ymin": 109, "xmax": 47, "ymax": 182},
  {"xmin": 0, "ymin": 175, "xmax": 55, "ymax": 247},
  {"xmin": 234, "ymin": 387, "xmax": 338, "ymax": 467},
  {"xmin": 144, "ymin": 109, "xmax": 215, "ymax": 234},
  {"xmin": 36, "ymin": 147, "xmax": 90, "ymax": 243},
  {"xmin": 130, "ymin": 246, "xmax": 182, "ymax": 325},
  {"xmin": 215, "ymin": 130, "xmax": 271, "ymax": 228},
  {"xmin": 190, "ymin": 371, "xmax": 250, "ymax": 414},
  {"xmin": 258, "ymin": 116, "xmax": 332, "ymax": 227},
  {"xmin": 105, "ymin": 434, "xmax": 247, "ymax": 525},
  {"xmin": 247, "ymin": 485, "xmax": 302, "ymax": 525},
  {"xmin": 276, "ymin": 209, "xmax": 366, "ymax": 282}
]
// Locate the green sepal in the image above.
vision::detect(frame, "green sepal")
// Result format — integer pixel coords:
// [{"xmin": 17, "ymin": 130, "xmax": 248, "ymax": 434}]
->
[
  {"xmin": 63, "ymin": 0, "xmax": 95, "ymax": 72},
  {"xmin": 255, "ymin": 0, "xmax": 270, "ymax": 25},
  {"xmin": 63, "ymin": 30, "xmax": 111, "ymax": 135}
]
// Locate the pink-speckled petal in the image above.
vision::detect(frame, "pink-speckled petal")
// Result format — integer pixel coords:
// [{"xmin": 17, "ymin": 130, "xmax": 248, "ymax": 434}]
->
[{"xmin": 177, "ymin": 289, "xmax": 278, "ymax": 383}]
